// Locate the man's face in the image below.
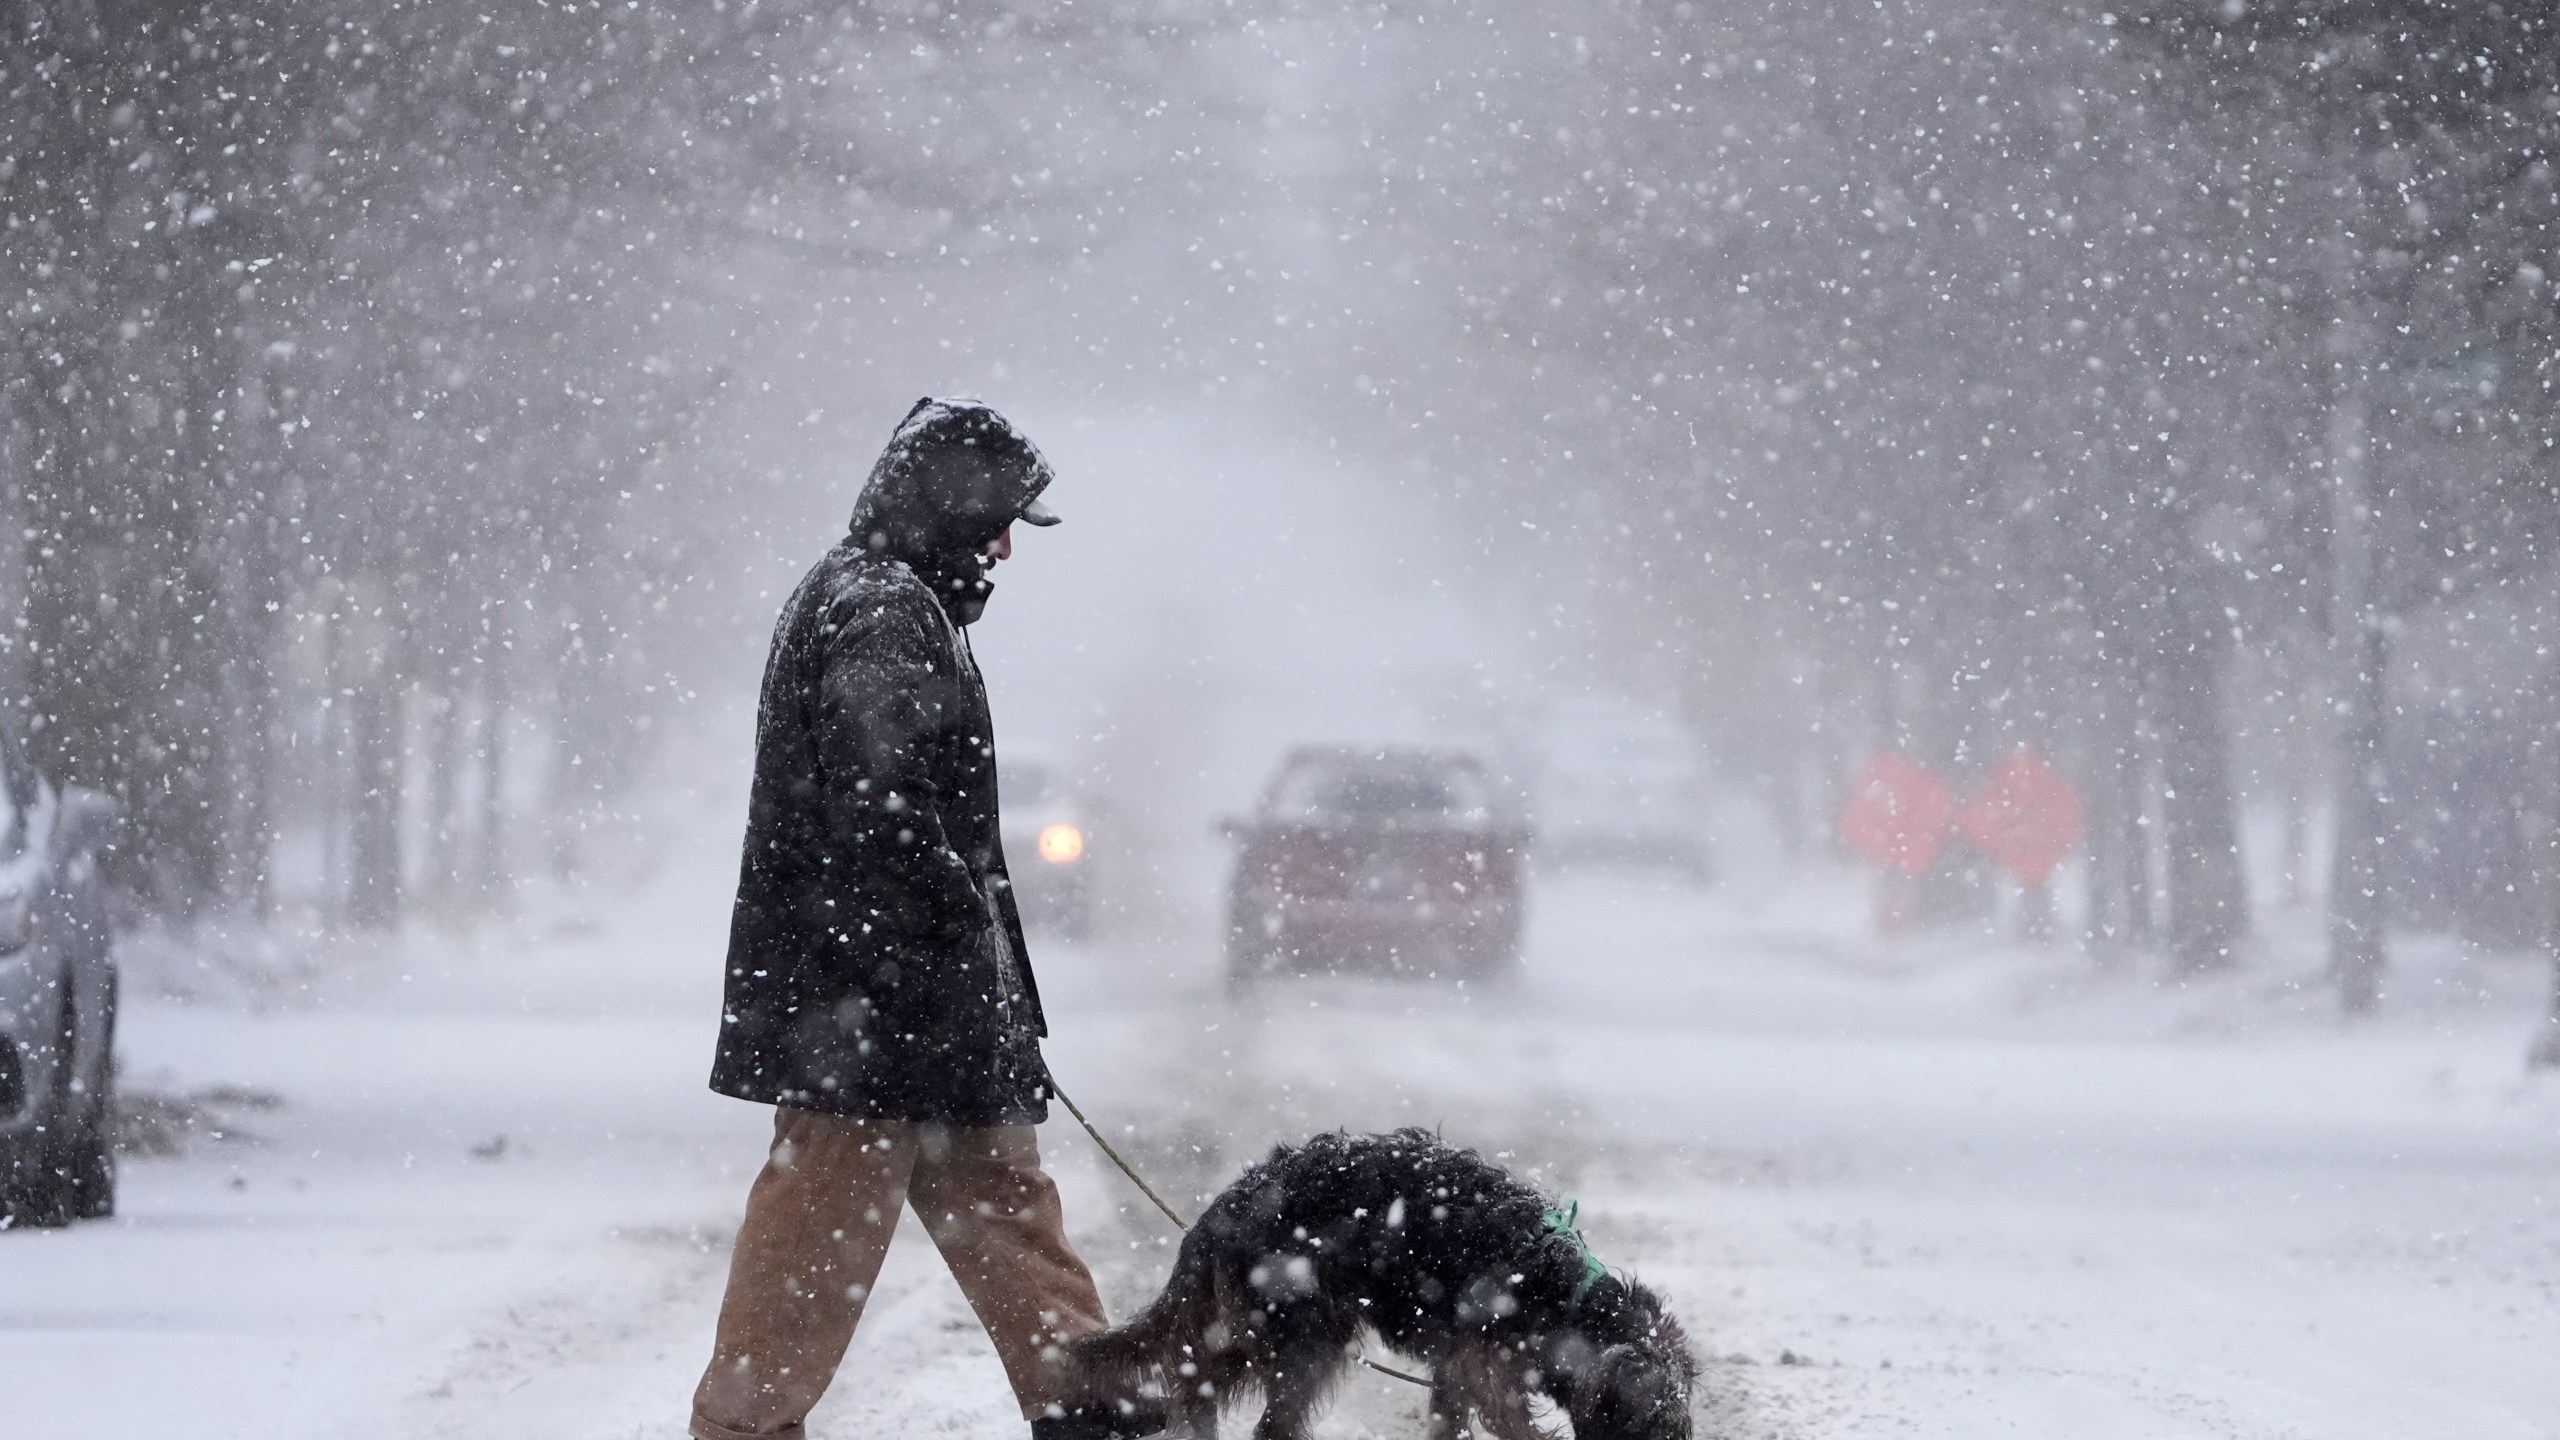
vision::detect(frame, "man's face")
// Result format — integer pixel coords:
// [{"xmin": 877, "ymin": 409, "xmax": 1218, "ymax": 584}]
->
[{"xmin": 982, "ymin": 523, "xmax": 1015, "ymax": 568}]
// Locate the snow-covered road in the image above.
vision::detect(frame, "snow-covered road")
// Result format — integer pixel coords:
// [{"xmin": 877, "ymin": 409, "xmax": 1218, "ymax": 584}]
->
[{"xmin": 6, "ymin": 795, "xmax": 2556, "ymax": 1439}]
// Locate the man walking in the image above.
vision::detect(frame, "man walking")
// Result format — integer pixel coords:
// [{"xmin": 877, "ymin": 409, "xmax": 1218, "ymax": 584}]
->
[{"xmin": 693, "ymin": 399, "xmax": 1160, "ymax": 1440}]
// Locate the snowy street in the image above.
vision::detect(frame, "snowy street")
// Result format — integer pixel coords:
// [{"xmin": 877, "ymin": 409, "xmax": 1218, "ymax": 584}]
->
[
  {"xmin": 7, "ymin": 772, "xmax": 2554, "ymax": 1440},
  {"xmin": 17, "ymin": 7, "xmax": 2560, "ymax": 1439}
]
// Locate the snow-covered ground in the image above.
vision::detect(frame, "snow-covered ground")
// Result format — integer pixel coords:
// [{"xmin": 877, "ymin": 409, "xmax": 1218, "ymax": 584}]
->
[{"xmin": 6, "ymin": 764, "xmax": 2556, "ymax": 1439}]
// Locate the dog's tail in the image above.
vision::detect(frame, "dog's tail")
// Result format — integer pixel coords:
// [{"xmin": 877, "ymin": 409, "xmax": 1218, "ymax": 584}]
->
[{"xmin": 1072, "ymin": 1228, "xmax": 1222, "ymax": 1377}]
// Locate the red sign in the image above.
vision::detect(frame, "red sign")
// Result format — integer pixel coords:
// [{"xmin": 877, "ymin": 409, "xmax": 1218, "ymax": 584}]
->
[
  {"xmin": 1959, "ymin": 746, "xmax": 2084, "ymax": 887},
  {"xmin": 1839, "ymin": 752, "xmax": 1956, "ymax": 877}
]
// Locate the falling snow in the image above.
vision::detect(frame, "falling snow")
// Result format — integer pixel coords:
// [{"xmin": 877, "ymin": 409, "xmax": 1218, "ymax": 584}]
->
[{"xmin": 5, "ymin": 4, "xmax": 2560, "ymax": 1437}]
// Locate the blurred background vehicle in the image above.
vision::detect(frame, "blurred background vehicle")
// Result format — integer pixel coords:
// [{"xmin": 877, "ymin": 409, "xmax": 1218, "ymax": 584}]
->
[
  {"xmin": 0, "ymin": 710, "xmax": 120, "ymax": 1229},
  {"xmin": 1221, "ymin": 744, "xmax": 1527, "ymax": 990},
  {"xmin": 1528, "ymin": 696, "xmax": 1714, "ymax": 884},
  {"xmin": 999, "ymin": 752, "xmax": 1102, "ymax": 942}
]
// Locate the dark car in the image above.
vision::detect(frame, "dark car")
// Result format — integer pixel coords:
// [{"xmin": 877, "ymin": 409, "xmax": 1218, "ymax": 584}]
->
[
  {"xmin": 0, "ymin": 711, "xmax": 120, "ymax": 1228},
  {"xmin": 1221, "ymin": 745, "xmax": 1527, "ymax": 989},
  {"xmin": 999, "ymin": 753, "xmax": 1101, "ymax": 941}
]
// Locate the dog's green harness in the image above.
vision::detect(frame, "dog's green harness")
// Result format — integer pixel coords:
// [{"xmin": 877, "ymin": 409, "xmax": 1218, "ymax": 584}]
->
[{"xmin": 1541, "ymin": 1199, "xmax": 1609, "ymax": 1298}]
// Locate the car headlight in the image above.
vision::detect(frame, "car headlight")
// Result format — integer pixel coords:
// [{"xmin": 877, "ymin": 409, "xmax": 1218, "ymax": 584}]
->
[
  {"xmin": 0, "ymin": 888, "xmax": 31, "ymax": 956},
  {"xmin": 1036, "ymin": 823, "xmax": 1086, "ymax": 865}
]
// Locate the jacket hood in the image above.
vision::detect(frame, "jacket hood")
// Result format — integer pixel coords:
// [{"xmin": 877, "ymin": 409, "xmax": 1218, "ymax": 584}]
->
[{"xmin": 848, "ymin": 397, "xmax": 1056, "ymax": 563}]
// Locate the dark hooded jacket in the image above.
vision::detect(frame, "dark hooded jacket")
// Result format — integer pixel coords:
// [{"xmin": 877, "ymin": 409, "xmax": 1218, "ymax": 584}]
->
[{"xmin": 711, "ymin": 399, "xmax": 1057, "ymax": 1123}]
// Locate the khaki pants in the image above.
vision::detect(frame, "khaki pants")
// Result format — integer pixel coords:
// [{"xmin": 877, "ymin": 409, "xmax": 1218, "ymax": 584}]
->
[{"xmin": 691, "ymin": 1109, "xmax": 1109, "ymax": 1440}]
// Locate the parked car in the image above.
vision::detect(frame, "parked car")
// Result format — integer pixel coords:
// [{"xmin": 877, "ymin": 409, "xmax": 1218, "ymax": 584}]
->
[
  {"xmin": 1222, "ymin": 745, "xmax": 1527, "ymax": 989},
  {"xmin": 999, "ymin": 753, "xmax": 1101, "ymax": 941},
  {"xmin": 1531, "ymin": 697, "xmax": 1714, "ymax": 882},
  {"xmin": 0, "ymin": 711, "xmax": 120, "ymax": 1228}
]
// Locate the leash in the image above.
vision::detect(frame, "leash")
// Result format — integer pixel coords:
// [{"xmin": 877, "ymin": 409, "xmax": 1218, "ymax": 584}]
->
[
  {"xmin": 1048, "ymin": 1068, "xmax": 1193, "ymax": 1231},
  {"xmin": 1047, "ymin": 1069, "xmax": 1434, "ymax": 1391}
]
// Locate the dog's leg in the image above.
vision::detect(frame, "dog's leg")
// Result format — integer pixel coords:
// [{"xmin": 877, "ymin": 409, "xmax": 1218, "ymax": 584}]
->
[
  {"xmin": 1164, "ymin": 1382, "xmax": 1218, "ymax": 1440},
  {"xmin": 1168, "ymin": 1391, "xmax": 1218, "ymax": 1440},
  {"xmin": 1248, "ymin": 1343, "xmax": 1339, "ymax": 1440},
  {"xmin": 1472, "ymin": 1363, "xmax": 1545, "ymax": 1440},
  {"xmin": 1427, "ymin": 1367, "xmax": 1474, "ymax": 1440},
  {"xmin": 1439, "ymin": 1342, "xmax": 1541, "ymax": 1440},
  {"xmin": 1166, "ymin": 1349, "xmax": 1245, "ymax": 1440}
]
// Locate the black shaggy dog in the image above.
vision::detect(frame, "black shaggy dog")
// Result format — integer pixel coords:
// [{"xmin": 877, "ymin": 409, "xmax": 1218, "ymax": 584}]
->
[{"xmin": 1074, "ymin": 1129, "xmax": 1697, "ymax": 1440}]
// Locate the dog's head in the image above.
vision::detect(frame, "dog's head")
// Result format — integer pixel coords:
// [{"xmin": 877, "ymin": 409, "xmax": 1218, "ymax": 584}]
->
[{"xmin": 1554, "ymin": 1280, "xmax": 1698, "ymax": 1440}]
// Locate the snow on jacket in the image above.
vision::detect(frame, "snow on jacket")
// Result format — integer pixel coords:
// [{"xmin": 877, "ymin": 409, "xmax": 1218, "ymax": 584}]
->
[{"xmin": 711, "ymin": 399, "xmax": 1054, "ymax": 1124}]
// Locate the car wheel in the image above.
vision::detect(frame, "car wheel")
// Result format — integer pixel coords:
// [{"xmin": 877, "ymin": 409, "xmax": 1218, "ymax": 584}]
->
[
  {"xmin": 2, "ymin": 999, "xmax": 82, "ymax": 1229},
  {"xmin": 1, "ymin": 1138, "xmax": 74, "ymax": 1228},
  {"xmin": 64, "ymin": 1119, "xmax": 113, "ymax": 1220},
  {"xmin": 68, "ymin": 976, "xmax": 116, "ymax": 1220}
]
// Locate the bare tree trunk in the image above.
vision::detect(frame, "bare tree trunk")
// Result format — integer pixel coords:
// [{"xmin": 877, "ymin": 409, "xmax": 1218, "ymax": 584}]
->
[
  {"xmin": 2081, "ymin": 661, "xmax": 2142, "ymax": 959},
  {"xmin": 424, "ymin": 685, "xmax": 464, "ymax": 907},
  {"xmin": 2111, "ymin": 672, "xmax": 2158, "ymax": 953},
  {"xmin": 2279, "ymin": 765, "xmax": 2311, "ymax": 910},
  {"xmin": 346, "ymin": 608, "xmax": 406, "ymax": 930},
  {"xmin": 319, "ymin": 608, "xmax": 347, "ymax": 921},
  {"xmin": 2081, "ymin": 745, "xmax": 2125, "ymax": 955},
  {"xmin": 2157, "ymin": 610, "xmax": 2248, "ymax": 973},
  {"xmin": 0, "ymin": 413, "xmax": 24, "ymax": 702},
  {"xmin": 215, "ymin": 507, "xmax": 282, "ymax": 920},
  {"xmin": 474, "ymin": 633, "xmax": 512, "ymax": 907},
  {"xmin": 138, "ymin": 255, "xmax": 238, "ymax": 914},
  {"xmin": 347, "ymin": 678, "xmax": 404, "ymax": 930},
  {"xmin": 2532, "ymin": 693, "xmax": 2560, "ymax": 1070},
  {"xmin": 2325, "ymin": 196, "xmax": 2388, "ymax": 1014},
  {"xmin": 2271, "ymin": 633, "xmax": 2317, "ymax": 910},
  {"xmin": 2534, "ymin": 745, "xmax": 2560, "ymax": 1070},
  {"xmin": 233, "ymin": 614, "xmax": 279, "ymax": 923},
  {"xmin": 548, "ymin": 613, "xmax": 598, "ymax": 882},
  {"xmin": 2329, "ymin": 620, "xmax": 2389, "ymax": 1013}
]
